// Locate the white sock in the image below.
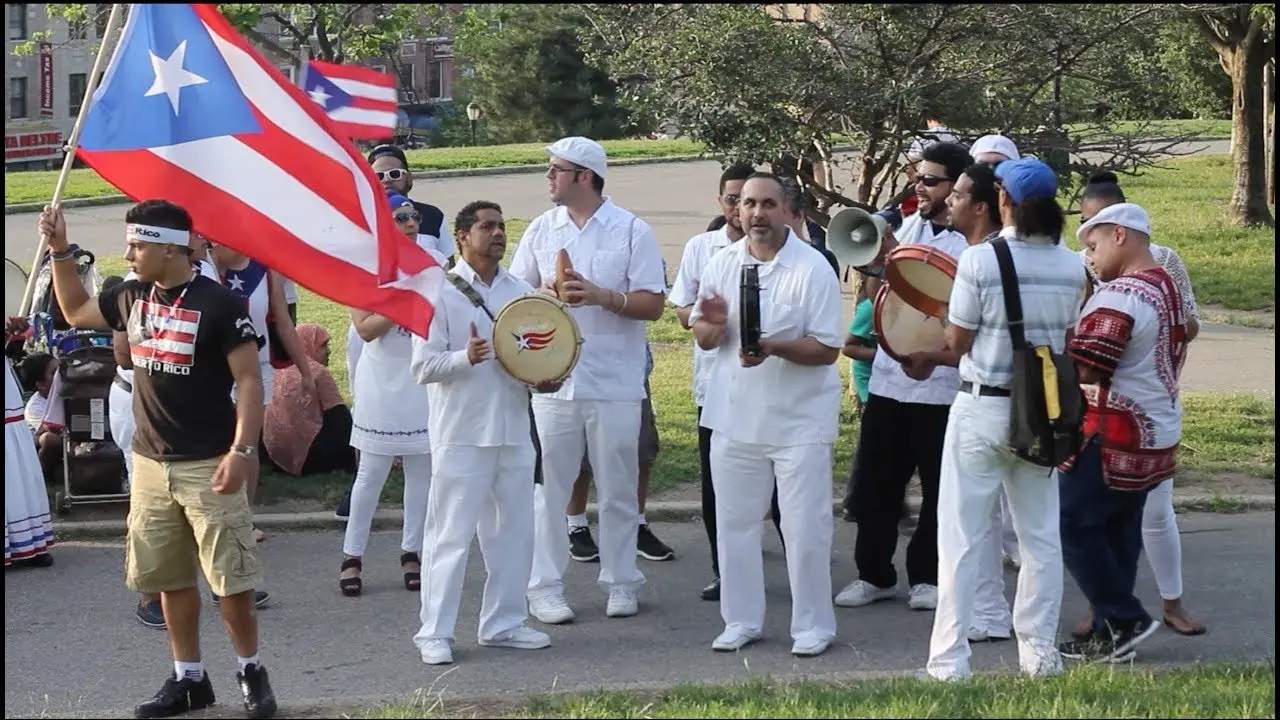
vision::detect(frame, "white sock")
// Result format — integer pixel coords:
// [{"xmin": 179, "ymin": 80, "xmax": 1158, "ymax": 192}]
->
[
  {"xmin": 567, "ymin": 514, "xmax": 588, "ymax": 530},
  {"xmin": 237, "ymin": 654, "xmax": 261, "ymax": 672},
  {"xmin": 638, "ymin": 514, "xmax": 647, "ymax": 526},
  {"xmin": 175, "ymin": 661, "xmax": 205, "ymax": 682}
]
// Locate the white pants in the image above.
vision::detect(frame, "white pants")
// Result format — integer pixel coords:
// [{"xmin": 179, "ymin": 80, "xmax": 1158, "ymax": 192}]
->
[
  {"xmin": 1143, "ymin": 479, "xmax": 1182, "ymax": 601},
  {"xmin": 710, "ymin": 435, "xmax": 837, "ymax": 643},
  {"xmin": 1000, "ymin": 489, "xmax": 1020, "ymax": 562},
  {"xmin": 928, "ymin": 391, "xmax": 1062, "ymax": 679},
  {"xmin": 415, "ymin": 444, "xmax": 536, "ymax": 645},
  {"xmin": 972, "ymin": 497, "xmax": 1014, "ymax": 637},
  {"xmin": 528, "ymin": 397, "xmax": 644, "ymax": 599},
  {"xmin": 342, "ymin": 451, "xmax": 431, "ymax": 558},
  {"xmin": 108, "ymin": 381, "xmax": 134, "ymax": 483}
]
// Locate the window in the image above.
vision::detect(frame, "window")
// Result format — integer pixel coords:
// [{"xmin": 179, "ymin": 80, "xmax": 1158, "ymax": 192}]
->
[
  {"xmin": 68, "ymin": 73, "xmax": 87, "ymax": 117},
  {"xmin": 68, "ymin": 17, "xmax": 87, "ymax": 41},
  {"xmin": 278, "ymin": 65, "xmax": 295, "ymax": 84},
  {"xmin": 10, "ymin": 77, "xmax": 29, "ymax": 119},
  {"xmin": 398, "ymin": 64, "xmax": 414, "ymax": 93},
  {"xmin": 93, "ymin": 4, "xmax": 109, "ymax": 38},
  {"xmin": 426, "ymin": 59, "xmax": 449, "ymax": 101},
  {"xmin": 8, "ymin": 4, "xmax": 27, "ymax": 41}
]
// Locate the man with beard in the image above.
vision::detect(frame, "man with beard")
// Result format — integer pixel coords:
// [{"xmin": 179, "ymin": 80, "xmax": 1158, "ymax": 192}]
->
[
  {"xmin": 690, "ymin": 172, "xmax": 844, "ymax": 656},
  {"xmin": 834, "ymin": 142, "xmax": 971, "ymax": 614},
  {"xmin": 669, "ymin": 163, "xmax": 784, "ymax": 602}
]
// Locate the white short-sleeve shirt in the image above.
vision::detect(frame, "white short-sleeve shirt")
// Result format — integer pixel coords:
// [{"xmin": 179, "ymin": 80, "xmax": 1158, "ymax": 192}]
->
[
  {"xmin": 508, "ymin": 198, "xmax": 667, "ymax": 402},
  {"xmin": 668, "ymin": 227, "xmax": 735, "ymax": 408},
  {"xmin": 690, "ymin": 232, "xmax": 845, "ymax": 445}
]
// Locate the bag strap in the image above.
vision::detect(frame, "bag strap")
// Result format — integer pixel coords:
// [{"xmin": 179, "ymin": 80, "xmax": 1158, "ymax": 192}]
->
[
  {"xmin": 990, "ymin": 238, "xmax": 1029, "ymax": 350},
  {"xmin": 445, "ymin": 273, "xmax": 495, "ymax": 322}
]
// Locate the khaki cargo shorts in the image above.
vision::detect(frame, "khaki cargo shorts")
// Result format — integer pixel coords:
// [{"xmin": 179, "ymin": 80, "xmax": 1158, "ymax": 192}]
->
[{"xmin": 126, "ymin": 454, "xmax": 263, "ymax": 597}]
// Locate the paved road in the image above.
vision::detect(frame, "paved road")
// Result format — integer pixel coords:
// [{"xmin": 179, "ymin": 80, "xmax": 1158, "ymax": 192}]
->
[
  {"xmin": 5, "ymin": 138, "xmax": 1269, "ymax": 397},
  {"xmin": 3, "ymin": 511, "xmax": 1274, "ymax": 718}
]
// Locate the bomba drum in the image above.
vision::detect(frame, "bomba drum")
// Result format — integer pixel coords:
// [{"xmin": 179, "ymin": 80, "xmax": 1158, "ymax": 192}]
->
[
  {"xmin": 873, "ymin": 284, "xmax": 948, "ymax": 363},
  {"xmin": 5, "ymin": 258, "xmax": 28, "ymax": 319},
  {"xmin": 492, "ymin": 293, "xmax": 585, "ymax": 386},
  {"xmin": 883, "ymin": 244, "xmax": 959, "ymax": 319}
]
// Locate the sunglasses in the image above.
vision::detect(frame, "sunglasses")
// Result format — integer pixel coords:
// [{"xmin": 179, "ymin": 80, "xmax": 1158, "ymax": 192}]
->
[
  {"xmin": 723, "ymin": 194, "xmax": 741, "ymax": 206},
  {"xmin": 375, "ymin": 168, "xmax": 409, "ymax": 182},
  {"xmin": 917, "ymin": 174, "xmax": 952, "ymax": 188},
  {"xmin": 393, "ymin": 211, "xmax": 421, "ymax": 223}
]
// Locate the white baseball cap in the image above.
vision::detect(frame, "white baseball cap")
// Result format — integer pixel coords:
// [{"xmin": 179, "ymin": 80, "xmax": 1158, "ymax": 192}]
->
[
  {"xmin": 1076, "ymin": 202, "xmax": 1152, "ymax": 242},
  {"xmin": 546, "ymin": 136, "xmax": 608, "ymax": 180},
  {"xmin": 970, "ymin": 134, "xmax": 1021, "ymax": 161}
]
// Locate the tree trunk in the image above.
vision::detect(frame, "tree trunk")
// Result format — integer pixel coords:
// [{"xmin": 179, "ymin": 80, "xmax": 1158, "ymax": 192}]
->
[
  {"xmin": 1267, "ymin": 58, "xmax": 1276, "ymax": 208},
  {"xmin": 1225, "ymin": 37, "xmax": 1274, "ymax": 227}
]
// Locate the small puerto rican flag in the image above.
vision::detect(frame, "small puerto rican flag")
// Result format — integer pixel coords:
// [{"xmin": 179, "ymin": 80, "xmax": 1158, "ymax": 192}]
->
[{"xmin": 300, "ymin": 59, "xmax": 399, "ymax": 141}]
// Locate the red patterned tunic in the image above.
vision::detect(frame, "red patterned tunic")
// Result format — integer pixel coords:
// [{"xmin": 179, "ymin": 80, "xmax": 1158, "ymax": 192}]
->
[{"xmin": 1066, "ymin": 267, "xmax": 1188, "ymax": 490}]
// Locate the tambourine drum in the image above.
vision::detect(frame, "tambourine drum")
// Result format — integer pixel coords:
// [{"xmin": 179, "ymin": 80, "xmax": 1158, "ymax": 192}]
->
[
  {"xmin": 873, "ymin": 284, "xmax": 947, "ymax": 363},
  {"xmin": 5, "ymin": 258, "xmax": 28, "ymax": 319},
  {"xmin": 883, "ymin": 244, "xmax": 958, "ymax": 319},
  {"xmin": 492, "ymin": 293, "xmax": 584, "ymax": 385}
]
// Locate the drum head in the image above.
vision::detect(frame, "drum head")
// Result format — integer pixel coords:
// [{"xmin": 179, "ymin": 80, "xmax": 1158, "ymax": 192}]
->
[
  {"xmin": 884, "ymin": 245, "xmax": 958, "ymax": 319},
  {"xmin": 5, "ymin": 259, "xmax": 28, "ymax": 319},
  {"xmin": 492, "ymin": 293, "xmax": 583, "ymax": 385},
  {"xmin": 873, "ymin": 285, "xmax": 947, "ymax": 363}
]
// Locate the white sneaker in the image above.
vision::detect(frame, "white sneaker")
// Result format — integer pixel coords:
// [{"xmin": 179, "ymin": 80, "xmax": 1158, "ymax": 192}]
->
[
  {"xmin": 606, "ymin": 587, "xmax": 639, "ymax": 618},
  {"xmin": 791, "ymin": 637, "xmax": 831, "ymax": 657},
  {"xmin": 712, "ymin": 627, "xmax": 761, "ymax": 652},
  {"xmin": 835, "ymin": 579, "xmax": 896, "ymax": 608},
  {"xmin": 419, "ymin": 639, "xmax": 453, "ymax": 665},
  {"xmin": 967, "ymin": 627, "xmax": 1012, "ymax": 643},
  {"xmin": 480, "ymin": 624, "xmax": 551, "ymax": 650},
  {"xmin": 908, "ymin": 584, "xmax": 938, "ymax": 611},
  {"xmin": 528, "ymin": 594, "xmax": 575, "ymax": 625}
]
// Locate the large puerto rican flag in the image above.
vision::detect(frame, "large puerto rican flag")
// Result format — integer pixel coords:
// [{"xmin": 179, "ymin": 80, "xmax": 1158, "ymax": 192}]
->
[
  {"xmin": 75, "ymin": 4, "xmax": 442, "ymax": 337},
  {"xmin": 301, "ymin": 59, "xmax": 399, "ymax": 141}
]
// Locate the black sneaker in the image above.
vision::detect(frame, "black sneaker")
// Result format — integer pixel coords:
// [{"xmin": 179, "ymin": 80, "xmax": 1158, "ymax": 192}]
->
[
  {"xmin": 210, "ymin": 590, "xmax": 272, "ymax": 608},
  {"xmin": 1059, "ymin": 622, "xmax": 1146, "ymax": 664},
  {"xmin": 1110, "ymin": 617, "xmax": 1161, "ymax": 658},
  {"xmin": 636, "ymin": 523, "xmax": 675, "ymax": 561},
  {"xmin": 700, "ymin": 577, "xmax": 721, "ymax": 602},
  {"xmin": 236, "ymin": 664, "xmax": 278, "ymax": 719},
  {"xmin": 568, "ymin": 526, "xmax": 600, "ymax": 563},
  {"xmin": 334, "ymin": 494, "xmax": 351, "ymax": 521},
  {"xmin": 135, "ymin": 599, "xmax": 167, "ymax": 629},
  {"xmin": 133, "ymin": 672, "xmax": 216, "ymax": 719}
]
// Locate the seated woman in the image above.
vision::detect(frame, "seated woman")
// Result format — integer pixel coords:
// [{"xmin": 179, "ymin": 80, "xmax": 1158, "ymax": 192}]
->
[
  {"xmin": 19, "ymin": 352, "xmax": 63, "ymax": 484},
  {"xmin": 262, "ymin": 324, "xmax": 355, "ymax": 477}
]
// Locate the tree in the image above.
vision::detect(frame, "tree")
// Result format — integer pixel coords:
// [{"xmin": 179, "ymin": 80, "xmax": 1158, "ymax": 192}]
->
[
  {"xmin": 579, "ymin": 3, "xmax": 1206, "ymax": 224},
  {"xmin": 1187, "ymin": 4, "xmax": 1275, "ymax": 227},
  {"xmin": 448, "ymin": 4, "xmax": 641, "ymax": 144}
]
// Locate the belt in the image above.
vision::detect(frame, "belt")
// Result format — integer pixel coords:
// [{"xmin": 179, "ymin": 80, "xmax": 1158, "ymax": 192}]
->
[
  {"xmin": 960, "ymin": 381, "xmax": 1011, "ymax": 397},
  {"xmin": 114, "ymin": 375, "xmax": 133, "ymax": 394}
]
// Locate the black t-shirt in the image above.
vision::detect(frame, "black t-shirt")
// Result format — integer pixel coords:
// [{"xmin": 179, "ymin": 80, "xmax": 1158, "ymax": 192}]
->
[{"xmin": 99, "ymin": 275, "xmax": 260, "ymax": 461}]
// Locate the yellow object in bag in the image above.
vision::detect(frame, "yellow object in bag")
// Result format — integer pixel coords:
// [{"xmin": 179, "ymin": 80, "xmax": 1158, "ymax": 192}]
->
[{"xmin": 1035, "ymin": 346, "xmax": 1061, "ymax": 421}]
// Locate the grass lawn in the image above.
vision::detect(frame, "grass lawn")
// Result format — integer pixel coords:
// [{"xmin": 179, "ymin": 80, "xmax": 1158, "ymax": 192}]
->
[
  {"xmin": 364, "ymin": 661, "xmax": 1275, "ymax": 719},
  {"xmin": 1, "ymin": 139, "xmax": 706, "ymax": 206},
  {"xmin": 1062, "ymin": 155, "xmax": 1275, "ymax": 312}
]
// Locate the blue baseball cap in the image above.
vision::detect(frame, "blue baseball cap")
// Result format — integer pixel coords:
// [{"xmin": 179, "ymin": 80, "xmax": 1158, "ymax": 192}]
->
[
  {"xmin": 387, "ymin": 192, "xmax": 413, "ymax": 209},
  {"xmin": 994, "ymin": 157, "xmax": 1058, "ymax": 204}
]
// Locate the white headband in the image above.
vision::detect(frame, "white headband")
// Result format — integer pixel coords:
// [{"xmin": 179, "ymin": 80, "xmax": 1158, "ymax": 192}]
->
[{"xmin": 126, "ymin": 223, "xmax": 190, "ymax": 247}]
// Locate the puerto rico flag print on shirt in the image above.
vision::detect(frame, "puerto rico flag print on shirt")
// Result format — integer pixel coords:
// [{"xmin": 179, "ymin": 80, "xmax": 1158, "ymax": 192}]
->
[
  {"xmin": 75, "ymin": 4, "xmax": 443, "ymax": 338},
  {"xmin": 133, "ymin": 303, "xmax": 201, "ymax": 371},
  {"xmin": 301, "ymin": 60, "xmax": 398, "ymax": 141}
]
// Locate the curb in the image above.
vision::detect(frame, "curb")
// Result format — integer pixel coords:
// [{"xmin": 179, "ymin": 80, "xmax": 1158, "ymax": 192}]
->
[
  {"xmin": 51, "ymin": 493, "xmax": 1276, "ymax": 542},
  {"xmin": 1, "ymin": 154, "xmax": 712, "ymax": 216}
]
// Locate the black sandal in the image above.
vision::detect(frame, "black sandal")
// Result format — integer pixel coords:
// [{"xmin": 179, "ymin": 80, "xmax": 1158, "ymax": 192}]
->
[
  {"xmin": 339, "ymin": 558, "xmax": 363, "ymax": 597},
  {"xmin": 401, "ymin": 552, "xmax": 421, "ymax": 591}
]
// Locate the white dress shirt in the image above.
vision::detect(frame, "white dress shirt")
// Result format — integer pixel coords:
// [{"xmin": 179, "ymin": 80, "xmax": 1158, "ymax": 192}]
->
[
  {"xmin": 410, "ymin": 259, "xmax": 536, "ymax": 448},
  {"xmin": 668, "ymin": 227, "xmax": 735, "ymax": 408},
  {"xmin": 868, "ymin": 212, "xmax": 969, "ymax": 405},
  {"xmin": 508, "ymin": 198, "xmax": 667, "ymax": 403},
  {"xmin": 690, "ymin": 232, "xmax": 845, "ymax": 446}
]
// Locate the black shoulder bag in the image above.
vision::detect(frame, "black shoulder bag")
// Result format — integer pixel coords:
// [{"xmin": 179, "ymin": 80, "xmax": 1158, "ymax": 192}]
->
[{"xmin": 990, "ymin": 239, "xmax": 1085, "ymax": 467}]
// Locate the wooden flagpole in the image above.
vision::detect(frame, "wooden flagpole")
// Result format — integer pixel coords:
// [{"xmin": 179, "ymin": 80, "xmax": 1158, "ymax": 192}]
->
[{"xmin": 19, "ymin": 3, "xmax": 126, "ymax": 317}]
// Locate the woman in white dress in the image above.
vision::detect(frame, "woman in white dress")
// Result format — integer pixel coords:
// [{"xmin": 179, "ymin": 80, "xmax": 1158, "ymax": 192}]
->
[
  {"xmin": 5, "ymin": 352, "xmax": 54, "ymax": 568},
  {"xmin": 338, "ymin": 193, "xmax": 439, "ymax": 596},
  {"xmin": 1071, "ymin": 172, "xmax": 1206, "ymax": 637}
]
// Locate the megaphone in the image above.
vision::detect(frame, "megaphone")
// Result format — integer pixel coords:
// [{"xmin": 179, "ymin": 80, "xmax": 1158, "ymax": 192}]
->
[{"xmin": 827, "ymin": 207, "xmax": 903, "ymax": 268}]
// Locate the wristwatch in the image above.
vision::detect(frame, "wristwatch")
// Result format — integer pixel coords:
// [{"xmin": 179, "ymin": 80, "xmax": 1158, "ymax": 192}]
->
[{"xmin": 230, "ymin": 444, "xmax": 257, "ymax": 458}]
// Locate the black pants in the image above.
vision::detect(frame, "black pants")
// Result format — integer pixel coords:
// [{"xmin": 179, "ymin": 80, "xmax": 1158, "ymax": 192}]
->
[
  {"xmin": 851, "ymin": 393, "xmax": 949, "ymax": 588},
  {"xmin": 1060, "ymin": 439, "xmax": 1154, "ymax": 633},
  {"xmin": 698, "ymin": 406, "xmax": 782, "ymax": 578}
]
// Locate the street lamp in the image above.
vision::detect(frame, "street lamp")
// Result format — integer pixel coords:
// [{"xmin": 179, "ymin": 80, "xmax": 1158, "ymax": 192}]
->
[{"xmin": 466, "ymin": 102, "xmax": 483, "ymax": 146}]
